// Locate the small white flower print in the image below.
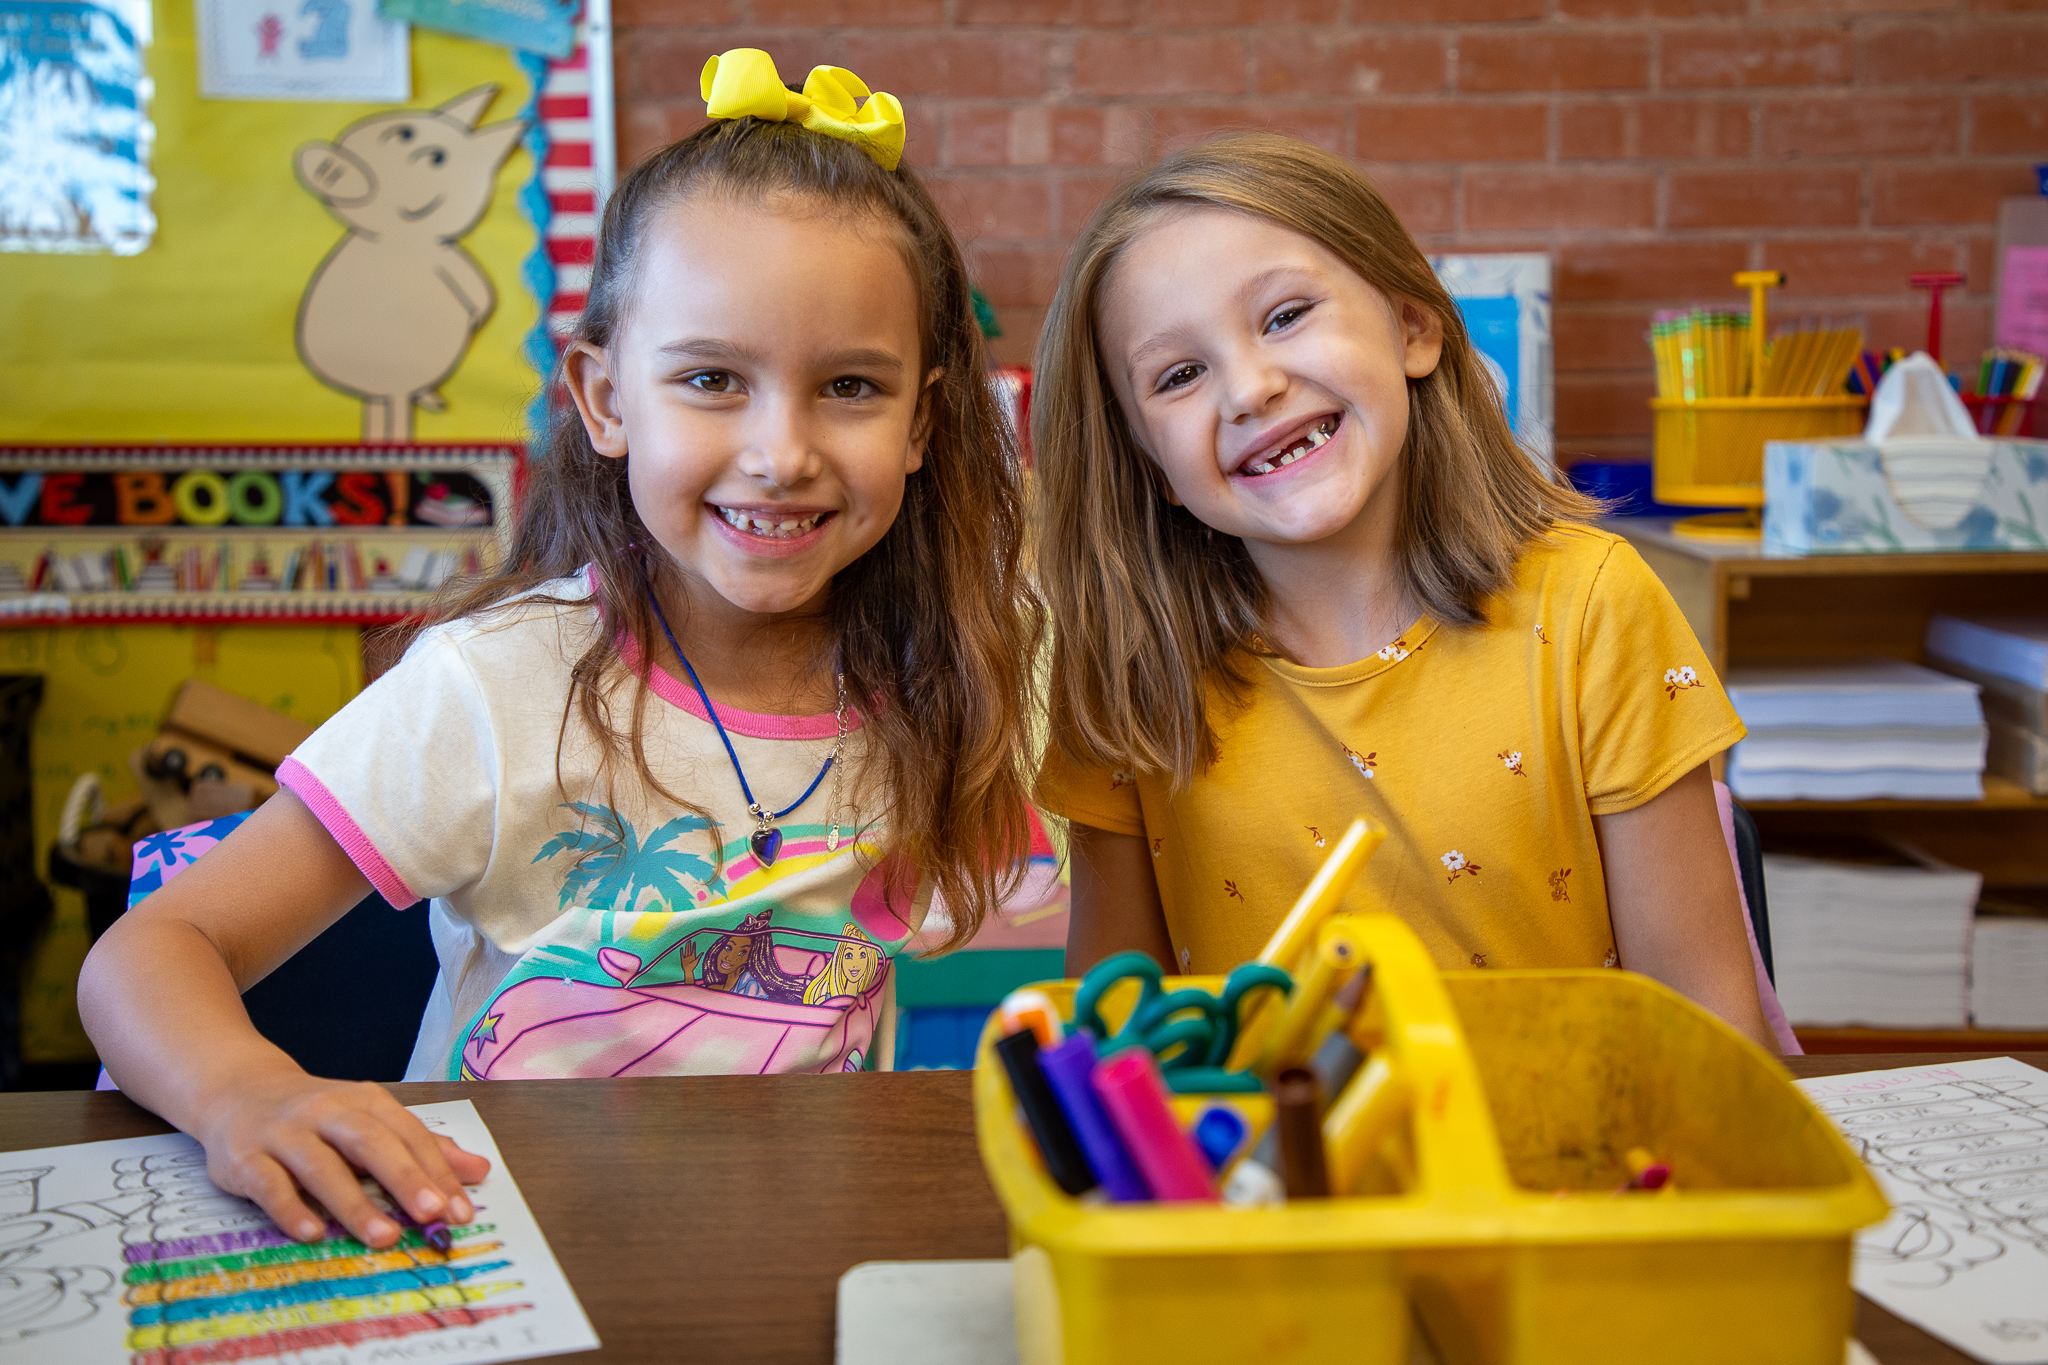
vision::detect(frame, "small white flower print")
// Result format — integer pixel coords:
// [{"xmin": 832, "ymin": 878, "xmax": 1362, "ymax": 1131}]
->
[
  {"xmin": 1179, "ymin": 946, "xmax": 1191, "ymax": 971},
  {"xmin": 1534, "ymin": 623, "xmax": 1549, "ymax": 644},
  {"xmin": 1376, "ymin": 641, "xmax": 1410, "ymax": 662},
  {"xmin": 1663, "ymin": 665, "xmax": 1705, "ymax": 700},
  {"xmin": 1499, "ymin": 749, "xmax": 1525, "ymax": 776},
  {"xmin": 1343, "ymin": 745, "xmax": 1376, "ymax": 779},
  {"xmin": 1440, "ymin": 849, "xmax": 1482, "ymax": 883}
]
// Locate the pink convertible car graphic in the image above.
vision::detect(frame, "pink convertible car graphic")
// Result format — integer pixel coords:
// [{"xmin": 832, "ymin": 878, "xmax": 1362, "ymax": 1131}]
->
[{"xmin": 459, "ymin": 914, "xmax": 888, "ymax": 1080}]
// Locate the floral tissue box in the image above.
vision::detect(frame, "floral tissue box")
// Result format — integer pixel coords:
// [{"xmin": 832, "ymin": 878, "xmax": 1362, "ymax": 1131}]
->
[{"xmin": 1763, "ymin": 437, "xmax": 2048, "ymax": 556}]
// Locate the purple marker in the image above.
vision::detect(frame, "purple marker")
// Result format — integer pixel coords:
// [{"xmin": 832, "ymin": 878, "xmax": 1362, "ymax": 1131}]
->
[{"xmin": 1038, "ymin": 1033, "xmax": 1150, "ymax": 1202}]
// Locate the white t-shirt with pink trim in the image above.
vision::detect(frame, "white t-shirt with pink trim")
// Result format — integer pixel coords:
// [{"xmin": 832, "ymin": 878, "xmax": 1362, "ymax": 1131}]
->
[{"xmin": 278, "ymin": 573, "xmax": 924, "ymax": 1082}]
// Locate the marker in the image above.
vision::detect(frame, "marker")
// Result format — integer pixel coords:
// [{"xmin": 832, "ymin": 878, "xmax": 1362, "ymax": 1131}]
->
[
  {"xmin": 1220, "ymin": 968, "xmax": 1375, "ymax": 1207},
  {"xmin": 1273, "ymin": 1068, "xmax": 1329, "ymax": 1199},
  {"xmin": 1227, "ymin": 819, "xmax": 1383, "ymax": 1069},
  {"xmin": 1038, "ymin": 1033, "xmax": 1149, "ymax": 1202},
  {"xmin": 1091, "ymin": 1049, "xmax": 1216, "ymax": 1202},
  {"xmin": 420, "ymin": 1221, "xmax": 454, "ymax": 1252},
  {"xmin": 997, "ymin": 988, "xmax": 1063, "ymax": 1050},
  {"xmin": 1323, "ymin": 1054, "xmax": 1409, "ymax": 1198},
  {"xmin": 995, "ymin": 1028, "xmax": 1097, "ymax": 1197},
  {"xmin": 1623, "ymin": 1147, "xmax": 1674, "ymax": 1193},
  {"xmin": 1191, "ymin": 1104, "xmax": 1250, "ymax": 1173}
]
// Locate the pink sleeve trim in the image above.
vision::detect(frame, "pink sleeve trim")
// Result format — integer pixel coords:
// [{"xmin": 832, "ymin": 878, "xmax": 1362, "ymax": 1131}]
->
[{"xmin": 276, "ymin": 757, "xmax": 422, "ymax": 909}]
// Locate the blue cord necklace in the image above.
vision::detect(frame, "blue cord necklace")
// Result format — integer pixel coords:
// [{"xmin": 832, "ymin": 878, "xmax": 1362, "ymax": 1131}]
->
[{"xmin": 644, "ymin": 583, "xmax": 847, "ymax": 867}]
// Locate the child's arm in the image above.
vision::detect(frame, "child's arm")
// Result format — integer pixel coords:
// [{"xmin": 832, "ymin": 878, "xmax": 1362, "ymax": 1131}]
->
[
  {"xmin": 1064, "ymin": 822, "xmax": 1175, "ymax": 976},
  {"xmin": 77, "ymin": 791, "xmax": 489, "ymax": 1246},
  {"xmin": 1594, "ymin": 763, "xmax": 1778, "ymax": 1053}
]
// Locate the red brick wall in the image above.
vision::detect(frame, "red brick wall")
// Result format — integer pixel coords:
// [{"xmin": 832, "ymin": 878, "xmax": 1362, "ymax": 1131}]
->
[{"xmin": 616, "ymin": 1, "xmax": 2048, "ymax": 462}]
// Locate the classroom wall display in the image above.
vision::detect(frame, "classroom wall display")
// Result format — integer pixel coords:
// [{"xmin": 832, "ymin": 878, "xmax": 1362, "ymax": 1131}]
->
[
  {"xmin": 380, "ymin": 0, "xmax": 576, "ymax": 60},
  {"xmin": 294, "ymin": 86, "xmax": 527, "ymax": 440},
  {"xmin": 0, "ymin": 444, "xmax": 519, "ymax": 621},
  {"xmin": 1430, "ymin": 253, "xmax": 1555, "ymax": 465},
  {"xmin": 0, "ymin": 0, "xmax": 157, "ymax": 256},
  {"xmin": 195, "ymin": 0, "xmax": 409, "ymax": 102},
  {"xmin": 11, "ymin": 621, "xmax": 364, "ymax": 1064},
  {"xmin": 0, "ymin": 0, "xmax": 537, "ymax": 443}
]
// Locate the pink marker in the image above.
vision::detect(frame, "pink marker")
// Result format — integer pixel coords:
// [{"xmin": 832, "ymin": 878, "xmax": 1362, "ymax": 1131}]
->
[{"xmin": 1089, "ymin": 1049, "xmax": 1217, "ymax": 1202}]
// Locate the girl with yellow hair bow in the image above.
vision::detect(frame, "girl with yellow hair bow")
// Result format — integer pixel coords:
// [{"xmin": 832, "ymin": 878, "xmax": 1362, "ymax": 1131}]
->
[{"xmin": 81, "ymin": 49, "xmax": 1044, "ymax": 1250}]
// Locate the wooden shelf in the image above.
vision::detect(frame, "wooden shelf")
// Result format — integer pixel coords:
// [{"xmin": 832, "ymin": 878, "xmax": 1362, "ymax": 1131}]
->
[
  {"xmin": 1796, "ymin": 1027, "xmax": 2048, "ymax": 1054},
  {"xmin": 1741, "ymin": 775, "xmax": 2048, "ymax": 812}
]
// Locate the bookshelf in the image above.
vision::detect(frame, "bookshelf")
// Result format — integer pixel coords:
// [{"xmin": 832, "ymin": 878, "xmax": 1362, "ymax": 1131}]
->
[{"xmin": 1609, "ymin": 520, "xmax": 2048, "ymax": 1052}]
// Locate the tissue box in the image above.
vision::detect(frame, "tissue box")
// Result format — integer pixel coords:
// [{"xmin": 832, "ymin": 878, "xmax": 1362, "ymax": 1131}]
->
[{"xmin": 1763, "ymin": 437, "xmax": 2048, "ymax": 556}]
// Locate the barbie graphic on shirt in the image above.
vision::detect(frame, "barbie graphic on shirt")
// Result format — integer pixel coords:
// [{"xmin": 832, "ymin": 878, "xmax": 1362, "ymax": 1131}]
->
[{"xmin": 453, "ymin": 820, "xmax": 917, "ymax": 1080}]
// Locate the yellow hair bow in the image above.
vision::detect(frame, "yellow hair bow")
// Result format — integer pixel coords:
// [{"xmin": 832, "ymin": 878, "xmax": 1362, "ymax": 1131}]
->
[{"xmin": 700, "ymin": 49, "xmax": 907, "ymax": 173}]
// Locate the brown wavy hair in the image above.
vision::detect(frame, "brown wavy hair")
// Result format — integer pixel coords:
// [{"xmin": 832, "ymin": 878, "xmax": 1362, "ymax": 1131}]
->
[
  {"xmin": 1034, "ymin": 132, "xmax": 1597, "ymax": 788},
  {"xmin": 432, "ymin": 115, "xmax": 1042, "ymax": 951}
]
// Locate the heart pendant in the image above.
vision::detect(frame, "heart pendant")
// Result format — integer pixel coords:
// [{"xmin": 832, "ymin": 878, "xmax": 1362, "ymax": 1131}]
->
[{"xmin": 750, "ymin": 825, "xmax": 783, "ymax": 866}]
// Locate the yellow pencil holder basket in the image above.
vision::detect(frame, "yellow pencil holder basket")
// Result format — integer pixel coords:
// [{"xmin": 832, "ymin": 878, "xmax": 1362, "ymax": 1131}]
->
[
  {"xmin": 1651, "ymin": 396, "xmax": 1865, "ymax": 509},
  {"xmin": 974, "ymin": 915, "xmax": 1887, "ymax": 1365}
]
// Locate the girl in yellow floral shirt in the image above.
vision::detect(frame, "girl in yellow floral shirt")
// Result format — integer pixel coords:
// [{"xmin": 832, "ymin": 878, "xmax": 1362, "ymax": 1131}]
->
[{"xmin": 1032, "ymin": 134, "xmax": 1775, "ymax": 1051}]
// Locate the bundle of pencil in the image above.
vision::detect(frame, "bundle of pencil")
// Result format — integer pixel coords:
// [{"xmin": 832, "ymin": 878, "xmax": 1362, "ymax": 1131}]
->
[
  {"xmin": 1974, "ymin": 348, "xmax": 2045, "ymax": 435},
  {"xmin": 1757, "ymin": 318, "xmax": 1864, "ymax": 398},
  {"xmin": 1649, "ymin": 308, "xmax": 1750, "ymax": 400}
]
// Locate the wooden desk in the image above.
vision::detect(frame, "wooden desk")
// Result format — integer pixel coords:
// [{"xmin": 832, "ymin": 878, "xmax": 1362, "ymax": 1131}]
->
[{"xmin": 4, "ymin": 1055, "xmax": 2039, "ymax": 1364}]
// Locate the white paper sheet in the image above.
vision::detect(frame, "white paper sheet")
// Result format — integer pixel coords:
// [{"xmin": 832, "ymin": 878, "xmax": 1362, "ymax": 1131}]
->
[
  {"xmin": 1799, "ymin": 1057, "xmax": 2048, "ymax": 1363},
  {"xmin": 0, "ymin": 1100, "xmax": 598, "ymax": 1364}
]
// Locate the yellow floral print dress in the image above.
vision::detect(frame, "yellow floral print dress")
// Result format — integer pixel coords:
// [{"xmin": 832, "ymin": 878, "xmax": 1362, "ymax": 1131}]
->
[{"xmin": 1037, "ymin": 526, "xmax": 1746, "ymax": 974}]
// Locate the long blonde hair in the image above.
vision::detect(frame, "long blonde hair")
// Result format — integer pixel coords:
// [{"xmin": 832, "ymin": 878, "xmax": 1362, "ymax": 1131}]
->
[{"xmin": 1033, "ymin": 132, "xmax": 1597, "ymax": 787}]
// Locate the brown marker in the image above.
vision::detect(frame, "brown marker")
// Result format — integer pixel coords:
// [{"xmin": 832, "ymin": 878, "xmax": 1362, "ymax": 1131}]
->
[{"xmin": 1275, "ymin": 1067, "xmax": 1330, "ymax": 1199}]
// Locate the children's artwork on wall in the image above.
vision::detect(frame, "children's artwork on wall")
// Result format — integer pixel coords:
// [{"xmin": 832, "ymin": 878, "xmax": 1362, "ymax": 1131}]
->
[
  {"xmin": 195, "ymin": 0, "xmax": 408, "ymax": 101},
  {"xmin": 0, "ymin": 0, "xmax": 156, "ymax": 255},
  {"xmin": 1431, "ymin": 253, "xmax": 1555, "ymax": 465},
  {"xmin": 3, "ymin": 1, "xmax": 538, "ymax": 443},
  {"xmin": 295, "ymin": 86, "xmax": 526, "ymax": 441},
  {"xmin": 379, "ymin": 0, "xmax": 575, "ymax": 59}
]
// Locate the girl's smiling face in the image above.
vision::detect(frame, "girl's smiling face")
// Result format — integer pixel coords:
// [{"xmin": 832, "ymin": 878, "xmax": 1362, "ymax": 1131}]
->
[
  {"xmin": 1097, "ymin": 206, "xmax": 1443, "ymax": 553},
  {"xmin": 566, "ymin": 195, "xmax": 934, "ymax": 620}
]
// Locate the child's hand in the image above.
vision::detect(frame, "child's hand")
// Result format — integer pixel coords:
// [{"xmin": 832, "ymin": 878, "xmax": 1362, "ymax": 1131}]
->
[{"xmin": 195, "ymin": 1070, "xmax": 492, "ymax": 1248}]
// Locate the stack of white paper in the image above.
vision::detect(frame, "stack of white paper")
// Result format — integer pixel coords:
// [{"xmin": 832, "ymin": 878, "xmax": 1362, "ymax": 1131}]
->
[
  {"xmin": 1970, "ymin": 889, "xmax": 2048, "ymax": 1030},
  {"xmin": 1764, "ymin": 842, "xmax": 1979, "ymax": 1027},
  {"xmin": 1928, "ymin": 613, "xmax": 2048, "ymax": 794},
  {"xmin": 1726, "ymin": 658, "xmax": 1987, "ymax": 801}
]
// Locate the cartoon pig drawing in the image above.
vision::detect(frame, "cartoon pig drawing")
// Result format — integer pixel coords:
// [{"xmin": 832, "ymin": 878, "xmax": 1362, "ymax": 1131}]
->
[{"xmin": 293, "ymin": 86, "xmax": 527, "ymax": 442}]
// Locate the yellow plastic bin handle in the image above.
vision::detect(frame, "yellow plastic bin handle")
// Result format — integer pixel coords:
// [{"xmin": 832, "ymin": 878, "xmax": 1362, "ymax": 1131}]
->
[{"xmin": 1319, "ymin": 914, "xmax": 1516, "ymax": 1203}]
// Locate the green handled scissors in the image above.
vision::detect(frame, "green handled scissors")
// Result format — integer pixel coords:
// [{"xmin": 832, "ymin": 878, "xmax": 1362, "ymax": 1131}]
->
[{"xmin": 1072, "ymin": 951, "xmax": 1292, "ymax": 1094}]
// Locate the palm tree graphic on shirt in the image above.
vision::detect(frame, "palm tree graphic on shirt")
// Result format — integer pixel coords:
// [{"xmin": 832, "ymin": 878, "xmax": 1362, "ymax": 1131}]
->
[{"xmin": 533, "ymin": 802, "xmax": 720, "ymax": 912}]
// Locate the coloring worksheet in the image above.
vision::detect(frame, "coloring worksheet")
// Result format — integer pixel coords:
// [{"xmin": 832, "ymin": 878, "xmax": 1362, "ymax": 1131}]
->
[
  {"xmin": 1799, "ymin": 1057, "xmax": 2048, "ymax": 1364},
  {"xmin": 0, "ymin": 1100, "xmax": 598, "ymax": 1364}
]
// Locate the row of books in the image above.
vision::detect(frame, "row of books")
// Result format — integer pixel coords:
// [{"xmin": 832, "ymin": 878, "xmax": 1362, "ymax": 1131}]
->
[
  {"xmin": 1724, "ymin": 613, "xmax": 2048, "ymax": 801},
  {"xmin": 0, "ymin": 542, "xmax": 482, "ymax": 597},
  {"xmin": 1766, "ymin": 838, "xmax": 2047, "ymax": 1031}
]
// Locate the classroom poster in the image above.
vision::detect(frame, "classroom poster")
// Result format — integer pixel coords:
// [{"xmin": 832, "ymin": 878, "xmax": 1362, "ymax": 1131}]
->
[
  {"xmin": 0, "ymin": 0, "xmax": 157, "ymax": 255},
  {"xmin": 195, "ymin": 0, "xmax": 410, "ymax": 102},
  {"xmin": 0, "ymin": 0, "xmax": 537, "ymax": 443},
  {"xmin": 1430, "ymin": 253, "xmax": 1555, "ymax": 465}
]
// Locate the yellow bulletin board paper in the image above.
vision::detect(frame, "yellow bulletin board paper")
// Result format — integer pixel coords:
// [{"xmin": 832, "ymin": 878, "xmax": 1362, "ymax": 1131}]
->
[
  {"xmin": 12, "ymin": 623, "xmax": 364, "ymax": 1063},
  {"xmin": 0, "ymin": 0, "xmax": 539, "ymax": 444}
]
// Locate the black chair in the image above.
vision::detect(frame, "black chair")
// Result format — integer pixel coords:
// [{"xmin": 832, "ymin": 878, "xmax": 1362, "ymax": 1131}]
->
[
  {"xmin": 239, "ymin": 890, "xmax": 440, "ymax": 1081},
  {"xmin": 1728, "ymin": 799, "xmax": 1773, "ymax": 985}
]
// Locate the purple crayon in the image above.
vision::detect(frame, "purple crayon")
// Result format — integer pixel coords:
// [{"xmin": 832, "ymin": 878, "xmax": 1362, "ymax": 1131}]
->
[{"xmin": 420, "ymin": 1220, "xmax": 454, "ymax": 1251}]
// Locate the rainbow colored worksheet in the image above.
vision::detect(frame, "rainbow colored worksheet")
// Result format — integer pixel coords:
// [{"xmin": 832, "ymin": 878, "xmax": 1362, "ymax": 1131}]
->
[{"xmin": 0, "ymin": 1100, "xmax": 598, "ymax": 1364}]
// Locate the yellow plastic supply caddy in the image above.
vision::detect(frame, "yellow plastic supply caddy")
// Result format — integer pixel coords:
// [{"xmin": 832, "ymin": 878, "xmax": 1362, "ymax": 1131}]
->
[{"xmin": 974, "ymin": 914, "xmax": 1887, "ymax": 1365}]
